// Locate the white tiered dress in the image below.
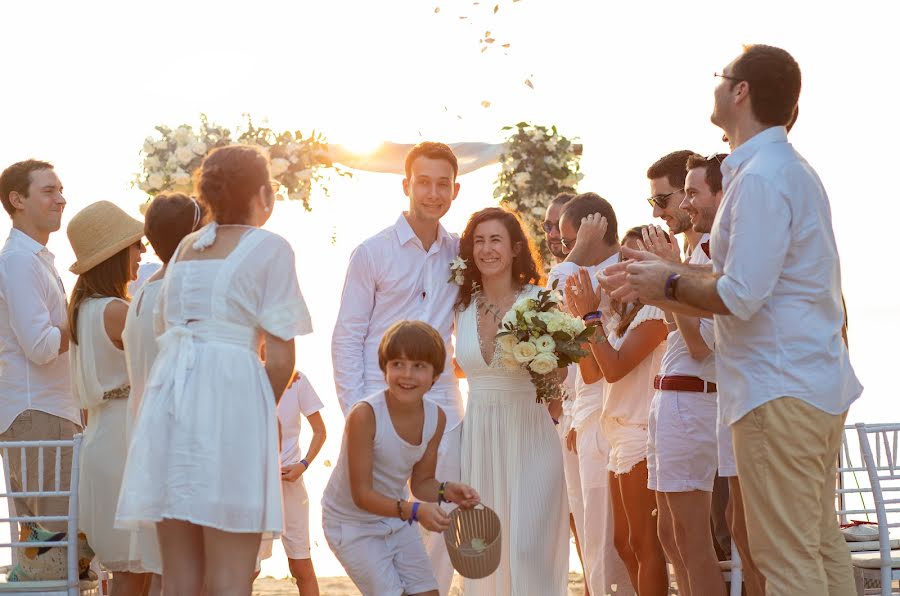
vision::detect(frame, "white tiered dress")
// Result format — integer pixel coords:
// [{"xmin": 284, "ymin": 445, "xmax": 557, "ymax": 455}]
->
[
  {"xmin": 116, "ymin": 224, "xmax": 312, "ymax": 536},
  {"xmin": 456, "ymin": 285, "xmax": 569, "ymax": 596}
]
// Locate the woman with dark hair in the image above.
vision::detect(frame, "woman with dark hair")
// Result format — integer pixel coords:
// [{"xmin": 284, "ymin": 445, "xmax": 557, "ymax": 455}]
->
[
  {"xmin": 120, "ymin": 192, "xmax": 207, "ymax": 592},
  {"xmin": 454, "ymin": 207, "xmax": 569, "ymax": 595},
  {"xmin": 66, "ymin": 201, "xmax": 148, "ymax": 595},
  {"xmin": 566, "ymin": 226, "xmax": 669, "ymax": 596},
  {"xmin": 116, "ymin": 145, "xmax": 312, "ymax": 596}
]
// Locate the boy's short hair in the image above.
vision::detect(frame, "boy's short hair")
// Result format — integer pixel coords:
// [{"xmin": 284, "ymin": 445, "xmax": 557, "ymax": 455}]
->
[
  {"xmin": 378, "ymin": 320, "xmax": 446, "ymax": 377},
  {"xmin": 403, "ymin": 142, "xmax": 459, "ymax": 180}
]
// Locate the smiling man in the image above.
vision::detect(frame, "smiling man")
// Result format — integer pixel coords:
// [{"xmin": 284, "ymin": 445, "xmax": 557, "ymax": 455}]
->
[
  {"xmin": 601, "ymin": 45, "xmax": 862, "ymax": 595},
  {"xmin": 331, "ymin": 141, "xmax": 462, "ymax": 595},
  {"xmin": 0, "ymin": 159, "xmax": 82, "ymax": 533}
]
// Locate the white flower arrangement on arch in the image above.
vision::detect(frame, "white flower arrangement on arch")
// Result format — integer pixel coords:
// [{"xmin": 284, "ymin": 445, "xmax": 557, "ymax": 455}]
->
[
  {"xmin": 134, "ymin": 114, "xmax": 350, "ymax": 212},
  {"xmin": 493, "ymin": 122, "xmax": 583, "ymax": 267}
]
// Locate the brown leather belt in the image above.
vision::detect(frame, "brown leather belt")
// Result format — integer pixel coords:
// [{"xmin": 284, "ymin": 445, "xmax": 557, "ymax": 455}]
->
[{"xmin": 654, "ymin": 375, "xmax": 717, "ymax": 393}]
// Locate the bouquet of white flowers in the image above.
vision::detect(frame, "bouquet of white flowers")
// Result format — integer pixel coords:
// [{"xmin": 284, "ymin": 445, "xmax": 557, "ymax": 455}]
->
[{"xmin": 495, "ymin": 281, "xmax": 594, "ymax": 402}]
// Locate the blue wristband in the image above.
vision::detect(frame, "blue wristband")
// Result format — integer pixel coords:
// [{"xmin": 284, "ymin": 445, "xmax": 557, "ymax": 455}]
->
[
  {"xmin": 300, "ymin": 459, "xmax": 309, "ymax": 469},
  {"xmin": 410, "ymin": 502, "xmax": 420, "ymax": 525}
]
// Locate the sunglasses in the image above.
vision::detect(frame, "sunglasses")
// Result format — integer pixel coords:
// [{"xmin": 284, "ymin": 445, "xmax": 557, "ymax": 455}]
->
[
  {"xmin": 561, "ymin": 237, "xmax": 576, "ymax": 252},
  {"xmin": 705, "ymin": 153, "xmax": 728, "ymax": 165},
  {"xmin": 541, "ymin": 221, "xmax": 559, "ymax": 234},
  {"xmin": 646, "ymin": 188, "xmax": 684, "ymax": 210}
]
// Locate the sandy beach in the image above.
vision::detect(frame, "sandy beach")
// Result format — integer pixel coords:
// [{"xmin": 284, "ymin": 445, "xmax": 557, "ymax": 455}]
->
[{"xmin": 253, "ymin": 572, "xmax": 587, "ymax": 595}]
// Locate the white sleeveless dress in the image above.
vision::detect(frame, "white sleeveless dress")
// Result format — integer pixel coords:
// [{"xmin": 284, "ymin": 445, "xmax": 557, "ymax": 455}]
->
[
  {"xmin": 456, "ymin": 285, "xmax": 569, "ymax": 596},
  {"xmin": 120, "ymin": 279, "xmax": 164, "ymax": 573},
  {"xmin": 70, "ymin": 296, "xmax": 143, "ymax": 571},
  {"xmin": 116, "ymin": 224, "xmax": 312, "ymax": 536}
]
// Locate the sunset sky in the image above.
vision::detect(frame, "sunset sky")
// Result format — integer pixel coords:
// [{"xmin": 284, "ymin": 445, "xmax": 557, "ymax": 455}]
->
[{"xmin": 2, "ymin": 0, "xmax": 898, "ymax": 577}]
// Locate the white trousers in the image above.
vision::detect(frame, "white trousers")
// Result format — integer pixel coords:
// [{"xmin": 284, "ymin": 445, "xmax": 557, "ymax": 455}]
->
[
  {"xmin": 577, "ymin": 415, "xmax": 634, "ymax": 596},
  {"xmin": 420, "ymin": 422, "xmax": 461, "ymax": 596}
]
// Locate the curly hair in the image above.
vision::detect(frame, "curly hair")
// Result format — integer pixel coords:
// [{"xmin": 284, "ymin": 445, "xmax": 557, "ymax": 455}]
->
[
  {"xmin": 454, "ymin": 207, "xmax": 544, "ymax": 311},
  {"xmin": 197, "ymin": 144, "xmax": 271, "ymax": 225}
]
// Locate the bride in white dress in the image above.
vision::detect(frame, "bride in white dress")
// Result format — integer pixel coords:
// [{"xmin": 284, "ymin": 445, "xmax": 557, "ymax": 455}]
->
[{"xmin": 455, "ymin": 208, "xmax": 569, "ymax": 596}]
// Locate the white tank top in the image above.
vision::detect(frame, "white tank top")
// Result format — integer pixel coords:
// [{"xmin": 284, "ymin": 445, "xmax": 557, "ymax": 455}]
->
[
  {"xmin": 70, "ymin": 296, "xmax": 131, "ymax": 410},
  {"xmin": 322, "ymin": 391, "xmax": 439, "ymax": 525}
]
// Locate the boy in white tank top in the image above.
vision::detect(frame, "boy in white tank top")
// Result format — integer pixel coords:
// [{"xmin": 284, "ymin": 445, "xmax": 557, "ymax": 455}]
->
[{"xmin": 322, "ymin": 321, "xmax": 480, "ymax": 596}]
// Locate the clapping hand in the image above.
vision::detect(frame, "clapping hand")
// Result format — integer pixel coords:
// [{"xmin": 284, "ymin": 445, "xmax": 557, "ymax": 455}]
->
[
  {"xmin": 563, "ymin": 268, "xmax": 601, "ymax": 317},
  {"xmin": 597, "ymin": 247, "xmax": 674, "ymax": 303},
  {"xmin": 639, "ymin": 225, "xmax": 681, "ymax": 263}
]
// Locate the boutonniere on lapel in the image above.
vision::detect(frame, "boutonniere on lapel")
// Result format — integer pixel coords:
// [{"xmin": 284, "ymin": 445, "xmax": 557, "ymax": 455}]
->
[{"xmin": 448, "ymin": 256, "xmax": 468, "ymax": 286}]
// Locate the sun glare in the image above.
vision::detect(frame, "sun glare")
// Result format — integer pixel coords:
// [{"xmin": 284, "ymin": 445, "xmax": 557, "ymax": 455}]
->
[{"xmin": 336, "ymin": 135, "xmax": 384, "ymax": 156}]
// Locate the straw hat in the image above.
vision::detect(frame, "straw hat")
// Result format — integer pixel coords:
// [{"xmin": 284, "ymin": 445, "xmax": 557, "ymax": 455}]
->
[{"xmin": 67, "ymin": 201, "xmax": 144, "ymax": 274}]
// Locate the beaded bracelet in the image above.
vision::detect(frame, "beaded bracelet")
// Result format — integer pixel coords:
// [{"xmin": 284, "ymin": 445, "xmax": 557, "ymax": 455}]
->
[
  {"xmin": 397, "ymin": 499, "xmax": 406, "ymax": 521},
  {"xmin": 438, "ymin": 481, "xmax": 447, "ymax": 504}
]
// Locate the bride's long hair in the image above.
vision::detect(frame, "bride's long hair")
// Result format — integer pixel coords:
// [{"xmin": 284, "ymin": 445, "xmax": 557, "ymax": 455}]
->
[{"xmin": 454, "ymin": 207, "xmax": 544, "ymax": 311}]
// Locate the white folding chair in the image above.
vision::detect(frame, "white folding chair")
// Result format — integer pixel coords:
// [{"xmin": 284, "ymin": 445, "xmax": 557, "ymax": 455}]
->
[
  {"xmin": 854, "ymin": 422, "xmax": 900, "ymax": 595},
  {"xmin": 0, "ymin": 435, "xmax": 99, "ymax": 596}
]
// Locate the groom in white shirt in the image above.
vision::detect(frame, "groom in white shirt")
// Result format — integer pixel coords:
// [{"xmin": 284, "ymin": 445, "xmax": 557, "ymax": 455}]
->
[
  {"xmin": 332, "ymin": 141, "xmax": 463, "ymax": 594},
  {"xmin": 0, "ymin": 159, "xmax": 81, "ymax": 532}
]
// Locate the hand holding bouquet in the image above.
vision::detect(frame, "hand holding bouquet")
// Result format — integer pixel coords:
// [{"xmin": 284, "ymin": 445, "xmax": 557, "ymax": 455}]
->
[{"xmin": 495, "ymin": 281, "xmax": 594, "ymax": 402}]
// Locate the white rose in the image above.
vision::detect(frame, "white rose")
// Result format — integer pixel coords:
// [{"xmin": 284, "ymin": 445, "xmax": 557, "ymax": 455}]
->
[
  {"xmin": 501, "ymin": 308, "xmax": 518, "ymax": 328},
  {"xmin": 531, "ymin": 206, "xmax": 544, "ymax": 216},
  {"xmin": 296, "ymin": 168, "xmax": 313, "ymax": 180},
  {"xmin": 534, "ymin": 334, "xmax": 556, "ymax": 354},
  {"xmin": 513, "ymin": 171, "xmax": 531, "ymax": 188},
  {"xmin": 143, "ymin": 137, "xmax": 156, "ymax": 154},
  {"xmin": 513, "ymin": 296, "xmax": 535, "ymax": 314},
  {"xmin": 147, "ymin": 173, "xmax": 164, "ymax": 191},
  {"xmin": 171, "ymin": 169, "xmax": 191, "ymax": 188},
  {"xmin": 497, "ymin": 334, "xmax": 519, "ymax": 353},
  {"xmin": 174, "ymin": 126, "xmax": 192, "ymax": 144},
  {"xmin": 138, "ymin": 178, "xmax": 152, "ymax": 192},
  {"xmin": 190, "ymin": 140, "xmax": 207, "ymax": 156},
  {"xmin": 144, "ymin": 155, "xmax": 161, "ymax": 169},
  {"xmin": 165, "ymin": 155, "xmax": 178, "ymax": 171},
  {"xmin": 154, "ymin": 139, "xmax": 169, "ymax": 151},
  {"xmin": 270, "ymin": 158, "xmax": 290, "ymax": 177},
  {"xmin": 523, "ymin": 309, "xmax": 540, "ymax": 325},
  {"xmin": 499, "ymin": 352, "xmax": 520, "ymax": 370},
  {"xmin": 512, "ymin": 341, "xmax": 538, "ymax": 364},
  {"xmin": 175, "ymin": 146, "xmax": 194, "ymax": 165},
  {"xmin": 529, "ymin": 352, "xmax": 558, "ymax": 375},
  {"xmin": 454, "ymin": 271, "xmax": 465, "ymax": 286}
]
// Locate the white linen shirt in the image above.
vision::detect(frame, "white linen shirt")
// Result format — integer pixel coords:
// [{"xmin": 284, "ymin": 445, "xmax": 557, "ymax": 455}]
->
[
  {"xmin": 0, "ymin": 229, "xmax": 80, "ymax": 433},
  {"xmin": 660, "ymin": 235, "xmax": 715, "ymax": 383},
  {"xmin": 331, "ymin": 214, "xmax": 463, "ymax": 429},
  {"xmin": 711, "ymin": 126, "xmax": 862, "ymax": 425},
  {"xmin": 548, "ymin": 253, "xmax": 619, "ymax": 430}
]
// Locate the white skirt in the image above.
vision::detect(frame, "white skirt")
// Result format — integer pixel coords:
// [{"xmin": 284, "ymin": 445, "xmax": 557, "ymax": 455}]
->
[{"xmin": 116, "ymin": 331, "xmax": 282, "ymax": 536}]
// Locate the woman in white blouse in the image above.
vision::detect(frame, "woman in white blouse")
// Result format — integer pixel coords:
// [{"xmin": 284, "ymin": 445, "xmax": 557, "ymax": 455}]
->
[{"xmin": 566, "ymin": 226, "xmax": 669, "ymax": 596}]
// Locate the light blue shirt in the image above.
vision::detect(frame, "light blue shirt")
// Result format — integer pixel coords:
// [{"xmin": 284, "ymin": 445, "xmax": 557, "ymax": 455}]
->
[{"xmin": 711, "ymin": 126, "xmax": 862, "ymax": 425}]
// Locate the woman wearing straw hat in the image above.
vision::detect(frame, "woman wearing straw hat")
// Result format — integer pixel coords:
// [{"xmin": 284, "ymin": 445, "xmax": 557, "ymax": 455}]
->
[
  {"xmin": 66, "ymin": 200, "xmax": 150, "ymax": 595},
  {"xmin": 115, "ymin": 145, "xmax": 312, "ymax": 596}
]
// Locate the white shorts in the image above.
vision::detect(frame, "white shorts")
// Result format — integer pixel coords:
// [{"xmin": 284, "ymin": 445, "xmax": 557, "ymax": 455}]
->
[
  {"xmin": 576, "ymin": 414, "xmax": 611, "ymax": 489},
  {"xmin": 258, "ymin": 476, "xmax": 311, "ymax": 562},
  {"xmin": 602, "ymin": 418, "xmax": 648, "ymax": 476},
  {"xmin": 324, "ymin": 519, "xmax": 437, "ymax": 596},
  {"xmin": 647, "ymin": 389, "xmax": 719, "ymax": 492},
  {"xmin": 717, "ymin": 413, "xmax": 738, "ymax": 478}
]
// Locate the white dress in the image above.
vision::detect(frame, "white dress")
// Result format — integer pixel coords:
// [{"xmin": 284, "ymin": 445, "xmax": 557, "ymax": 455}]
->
[
  {"xmin": 70, "ymin": 297, "xmax": 142, "ymax": 571},
  {"xmin": 457, "ymin": 285, "xmax": 569, "ymax": 596},
  {"xmin": 116, "ymin": 224, "xmax": 313, "ymax": 535},
  {"xmin": 120, "ymin": 278, "xmax": 165, "ymax": 574}
]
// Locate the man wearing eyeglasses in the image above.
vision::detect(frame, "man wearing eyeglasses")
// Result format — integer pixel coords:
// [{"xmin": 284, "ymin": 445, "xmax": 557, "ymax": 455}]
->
[
  {"xmin": 640, "ymin": 150, "xmax": 729, "ymax": 596},
  {"xmin": 548, "ymin": 192, "xmax": 633, "ymax": 596},
  {"xmin": 601, "ymin": 45, "xmax": 861, "ymax": 596}
]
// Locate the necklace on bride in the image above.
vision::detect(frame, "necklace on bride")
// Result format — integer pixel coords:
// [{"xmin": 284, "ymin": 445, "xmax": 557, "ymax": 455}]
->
[{"xmin": 474, "ymin": 285, "xmax": 522, "ymax": 366}]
